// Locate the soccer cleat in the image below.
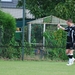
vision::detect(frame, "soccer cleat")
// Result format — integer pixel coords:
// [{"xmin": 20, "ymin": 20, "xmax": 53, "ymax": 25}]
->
[
  {"xmin": 72, "ymin": 58, "xmax": 75, "ymax": 62},
  {"xmin": 71, "ymin": 58, "xmax": 75, "ymax": 64},
  {"xmin": 67, "ymin": 63, "xmax": 72, "ymax": 66},
  {"xmin": 67, "ymin": 58, "xmax": 73, "ymax": 66}
]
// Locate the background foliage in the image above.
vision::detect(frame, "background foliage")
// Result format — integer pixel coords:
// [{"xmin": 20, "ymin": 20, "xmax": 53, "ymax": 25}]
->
[
  {"xmin": 0, "ymin": 10, "xmax": 18, "ymax": 58},
  {"xmin": 18, "ymin": 0, "xmax": 75, "ymax": 22},
  {"xmin": 0, "ymin": 0, "xmax": 75, "ymax": 60},
  {"xmin": 31, "ymin": 24, "xmax": 43, "ymax": 43},
  {"xmin": 43, "ymin": 29, "xmax": 67, "ymax": 48},
  {"xmin": 17, "ymin": 0, "xmax": 75, "ymax": 60},
  {"xmin": 43, "ymin": 29, "xmax": 67, "ymax": 60},
  {"xmin": 0, "ymin": 10, "xmax": 16, "ymax": 45}
]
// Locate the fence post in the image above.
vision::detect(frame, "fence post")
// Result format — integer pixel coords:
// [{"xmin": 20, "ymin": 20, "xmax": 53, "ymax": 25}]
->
[
  {"xmin": 22, "ymin": 0, "xmax": 25, "ymax": 61},
  {"xmin": 43, "ymin": 23, "xmax": 46, "ymax": 49},
  {"xmin": 28, "ymin": 23, "xmax": 31, "ymax": 44}
]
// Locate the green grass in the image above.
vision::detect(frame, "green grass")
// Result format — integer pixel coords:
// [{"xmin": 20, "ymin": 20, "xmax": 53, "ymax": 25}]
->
[{"xmin": 0, "ymin": 60, "xmax": 75, "ymax": 75}]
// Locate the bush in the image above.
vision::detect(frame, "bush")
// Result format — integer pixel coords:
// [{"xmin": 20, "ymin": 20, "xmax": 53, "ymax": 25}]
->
[
  {"xmin": 24, "ymin": 41, "xmax": 35, "ymax": 55},
  {"xmin": 43, "ymin": 29, "xmax": 68, "ymax": 60},
  {"xmin": 0, "ymin": 10, "xmax": 16, "ymax": 45},
  {"xmin": 43, "ymin": 29, "xmax": 67, "ymax": 48},
  {"xmin": 0, "ymin": 10, "xmax": 16, "ymax": 58},
  {"xmin": 46, "ymin": 48, "xmax": 67, "ymax": 60}
]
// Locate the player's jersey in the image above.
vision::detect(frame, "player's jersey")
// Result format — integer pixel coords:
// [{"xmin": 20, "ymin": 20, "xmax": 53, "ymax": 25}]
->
[{"xmin": 65, "ymin": 25, "xmax": 75, "ymax": 43}]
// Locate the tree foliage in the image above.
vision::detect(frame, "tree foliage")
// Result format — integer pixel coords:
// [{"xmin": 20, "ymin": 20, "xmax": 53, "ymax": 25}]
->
[
  {"xmin": 54, "ymin": 0, "xmax": 75, "ymax": 22},
  {"xmin": 0, "ymin": 10, "xmax": 16, "ymax": 45},
  {"xmin": 43, "ymin": 29, "xmax": 67, "ymax": 48},
  {"xmin": 18, "ymin": 0, "xmax": 75, "ymax": 22},
  {"xmin": 0, "ymin": 10, "xmax": 16, "ymax": 58},
  {"xmin": 43, "ymin": 29, "xmax": 67, "ymax": 60}
]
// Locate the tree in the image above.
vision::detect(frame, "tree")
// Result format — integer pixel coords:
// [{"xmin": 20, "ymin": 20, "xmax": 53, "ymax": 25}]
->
[
  {"xmin": 54, "ymin": 0, "xmax": 75, "ymax": 22},
  {"xmin": 0, "ymin": 10, "xmax": 16, "ymax": 45},
  {"xmin": 0, "ymin": 10, "xmax": 16, "ymax": 58},
  {"xmin": 18, "ymin": 0, "xmax": 75, "ymax": 22},
  {"xmin": 17, "ymin": 0, "xmax": 65, "ymax": 18}
]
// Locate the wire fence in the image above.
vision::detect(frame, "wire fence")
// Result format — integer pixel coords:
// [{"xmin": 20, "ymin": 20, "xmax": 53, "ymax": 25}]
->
[{"xmin": 0, "ymin": 0, "xmax": 68, "ymax": 60}]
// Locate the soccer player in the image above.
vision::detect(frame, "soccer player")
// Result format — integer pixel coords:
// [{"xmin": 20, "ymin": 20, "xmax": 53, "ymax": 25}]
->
[{"xmin": 58, "ymin": 19, "xmax": 75, "ymax": 66}]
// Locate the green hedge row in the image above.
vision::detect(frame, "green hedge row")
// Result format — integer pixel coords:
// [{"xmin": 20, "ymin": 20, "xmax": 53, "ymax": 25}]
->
[{"xmin": 43, "ymin": 29, "xmax": 68, "ymax": 60}]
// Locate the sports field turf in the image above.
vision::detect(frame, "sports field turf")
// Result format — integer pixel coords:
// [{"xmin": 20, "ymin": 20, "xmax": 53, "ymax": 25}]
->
[{"xmin": 0, "ymin": 60, "xmax": 75, "ymax": 75}]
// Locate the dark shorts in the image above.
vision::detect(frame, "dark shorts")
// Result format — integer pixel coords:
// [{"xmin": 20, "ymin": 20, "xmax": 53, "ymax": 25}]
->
[{"xmin": 66, "ymin": 42, "xmax": 74, "ymax": 50}]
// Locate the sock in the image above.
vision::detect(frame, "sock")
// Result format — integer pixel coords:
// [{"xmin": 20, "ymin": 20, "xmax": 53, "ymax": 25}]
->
[
  {"xmin": 67, "ymin": 55, "xmax": 73, "ymax": 64},
  {"xmin": 68, "ymin": 55, "xmax": 73, "ymax": 59}
]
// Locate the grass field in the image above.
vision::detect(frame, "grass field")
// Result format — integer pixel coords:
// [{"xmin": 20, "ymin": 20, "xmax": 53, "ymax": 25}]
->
[{"xmin": 0, "ymin": 60, "xmax": 75, "ymax": 75}]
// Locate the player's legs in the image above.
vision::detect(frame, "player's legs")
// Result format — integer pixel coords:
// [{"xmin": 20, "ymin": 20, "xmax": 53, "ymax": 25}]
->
[
  {"xmin": 66, "ymin": 43, "xmax": 74, "ymax": 65},
  {"xmin": 69, "ymin": 50, "xmax": 74, "ymax": 54},
  {"xmin": 66, "ymin": 49, "xmax": 70, "ymax": 54},
  {"xmin": 69, "ymin": 50, "xmax": 75, "ymax": 64},
  {"xmin": 66, "ymin": 49, "xmax": 74, "ymax": 65},
  {"xmin": 66, "ymin": 49, "xmax": 72, "ymax": 65}
]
